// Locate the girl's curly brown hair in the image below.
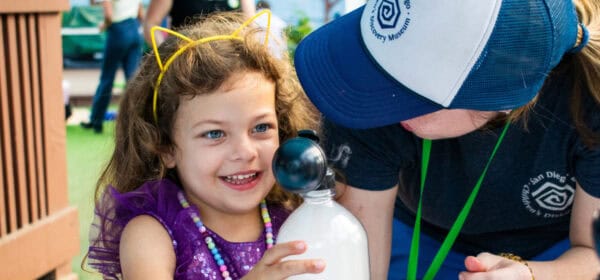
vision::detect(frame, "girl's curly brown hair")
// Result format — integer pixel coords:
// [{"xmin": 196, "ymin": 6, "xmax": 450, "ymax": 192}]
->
[{"xmin": 94, "ymin": 12, "xmax": 319, "ymax": 209}]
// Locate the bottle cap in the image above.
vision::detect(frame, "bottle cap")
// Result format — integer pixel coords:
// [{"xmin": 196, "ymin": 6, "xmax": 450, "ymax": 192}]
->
[{"xmin": 272, "ymin": 130, "xmax": 328, "ymax": 193}]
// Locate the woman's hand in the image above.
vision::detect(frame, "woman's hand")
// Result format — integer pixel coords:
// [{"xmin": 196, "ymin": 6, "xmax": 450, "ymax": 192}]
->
[
  {"xmin": 459, "ymin": 252, "xmax": 533, "ymax": 280},
  {"xmin": 241, "ymin": 241, "xmax": 326, "ymax": 280}
]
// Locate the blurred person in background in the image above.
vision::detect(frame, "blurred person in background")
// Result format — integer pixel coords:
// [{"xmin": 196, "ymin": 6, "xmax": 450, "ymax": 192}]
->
[
  {"xmin": 255, "ymin": 0, "xmax": 289, "ymax": 59},
  {"xmin": 81, "ymin": 0, "xmax": 143, "ymax": 133},
  {"xmin": 143, "ymin": 0, "xmax": 256, "ymax": 45}
]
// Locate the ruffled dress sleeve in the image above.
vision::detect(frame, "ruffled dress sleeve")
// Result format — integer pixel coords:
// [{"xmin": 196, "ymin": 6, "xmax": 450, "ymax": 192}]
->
[{"xmin": 87, "ymin": 180, "xmax": 183, "ymax": 279}]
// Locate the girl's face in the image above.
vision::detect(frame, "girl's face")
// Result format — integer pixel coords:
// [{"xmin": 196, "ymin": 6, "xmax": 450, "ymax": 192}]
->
[
  {"xmin": 164, "ymin": 71, "xmax": 278, "ymax": 220},
  {"xmin": 400, "ymin": 109, "xmax": 502, "ymax": 139}
]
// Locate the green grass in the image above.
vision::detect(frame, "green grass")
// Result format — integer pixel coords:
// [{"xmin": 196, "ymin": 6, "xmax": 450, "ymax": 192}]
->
[{"xmin": 66, "ymin": 115, "xmax": 115, "ymax": 280}]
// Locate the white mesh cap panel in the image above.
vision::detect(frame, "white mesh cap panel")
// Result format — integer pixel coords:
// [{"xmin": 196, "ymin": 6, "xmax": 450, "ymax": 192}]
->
[{"xmin": 360, "ymin": 0, "xmax": 502, "ymax": 107}]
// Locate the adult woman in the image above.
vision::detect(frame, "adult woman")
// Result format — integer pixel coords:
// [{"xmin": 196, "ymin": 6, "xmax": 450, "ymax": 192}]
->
[{"xmin": 293, "ymin": 0, "xmax": 600, "ymax": 279}]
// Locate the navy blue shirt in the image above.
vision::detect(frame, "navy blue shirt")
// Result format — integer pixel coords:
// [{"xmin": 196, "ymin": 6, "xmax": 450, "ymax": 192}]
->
[
  {"xmin": 170, "ymin": 0, "xmax": 240, "ymax": 28},
  {"xmin": 322, "ymin": 77, "xmax": 600, "ymax": 258}
]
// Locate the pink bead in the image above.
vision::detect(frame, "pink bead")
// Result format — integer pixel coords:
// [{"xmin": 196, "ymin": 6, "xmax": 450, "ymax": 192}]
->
[
  {"xmin": 220, "ymin": 265, "xmax": 228, "ymax": 272},
  {"xmin": 265, "ymin": 222, "xmax": 272, "ymax": 228}
]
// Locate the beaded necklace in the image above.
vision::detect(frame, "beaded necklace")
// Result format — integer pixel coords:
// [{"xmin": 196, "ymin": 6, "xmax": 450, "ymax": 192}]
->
[{"xmin": 177, "ymin": 191, "xmax": 274, "ymax": 280}]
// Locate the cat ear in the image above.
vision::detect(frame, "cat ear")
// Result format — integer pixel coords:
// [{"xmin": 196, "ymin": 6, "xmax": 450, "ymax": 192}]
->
[
  {"xmin": 150, "ymin": 12, "xmax": 272, "ymax": 123},
  {"xmin": 232, "ymin": 9, "xmax": 272, "ymax": 47},
  {"xmin": 150, "ymin": 26, "xmax": 194, "ymax": 71}
]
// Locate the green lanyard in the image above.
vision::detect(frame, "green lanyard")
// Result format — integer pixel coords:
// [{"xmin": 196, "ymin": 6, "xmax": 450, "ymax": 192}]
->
[{"xmin": 407, "ymin": 122, "xmax": 510, "ymax": 280}]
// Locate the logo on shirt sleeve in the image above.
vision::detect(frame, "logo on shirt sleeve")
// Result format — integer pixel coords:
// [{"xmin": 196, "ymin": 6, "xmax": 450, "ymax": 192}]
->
[{"xmin": 521, "ymin": 171, "xmax": 575, "ymax": 218}]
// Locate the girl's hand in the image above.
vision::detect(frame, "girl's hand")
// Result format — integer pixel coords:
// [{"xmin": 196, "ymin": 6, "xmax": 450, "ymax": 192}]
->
[
  {"xmin": 242, "ymin": 241, "xmax": 326, "ymax": 280},
  {"xmin": 459, "ymin": 252, "xmax": 533, "ymax": 280}
]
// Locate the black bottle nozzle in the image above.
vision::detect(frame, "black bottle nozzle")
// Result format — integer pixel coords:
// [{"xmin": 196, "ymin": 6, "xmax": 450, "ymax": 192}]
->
[{"xmin": 272, "ymin": 130, "xmax": 329, "ymax": 193}]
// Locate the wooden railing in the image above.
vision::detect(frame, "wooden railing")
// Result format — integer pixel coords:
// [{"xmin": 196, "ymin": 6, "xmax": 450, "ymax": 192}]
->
[{"xmin": 0, "ymin": 1, "xmax": 79, "ymax": 279}]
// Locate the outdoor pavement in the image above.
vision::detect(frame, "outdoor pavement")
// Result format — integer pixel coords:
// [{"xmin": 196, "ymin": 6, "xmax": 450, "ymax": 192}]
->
[
  {"xmin": 63, "ymin": 68, "xmax": 124, "ymax": 102},
  {"xmin": 63, "ymin": 67, "xmax": 125, "ymax": 125}
]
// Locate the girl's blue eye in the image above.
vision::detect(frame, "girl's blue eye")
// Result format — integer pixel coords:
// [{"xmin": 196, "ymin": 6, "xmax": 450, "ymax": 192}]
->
[
  {"xmin": 204, "ymin": 130, "xmax": 224, "ymax": 139},
  {"xmin": 253, "ymin": 123, "xmax": 271, "ymax": 133}
]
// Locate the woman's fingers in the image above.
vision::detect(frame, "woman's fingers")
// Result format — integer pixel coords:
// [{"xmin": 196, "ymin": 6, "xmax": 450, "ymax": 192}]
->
[
  {"xmin": 460, "ymin": 252, "xmax": 532, "ymax": 280},
  {"xmin": 464, "ymin": 255, "xmax": 487, "ymax": 272}
]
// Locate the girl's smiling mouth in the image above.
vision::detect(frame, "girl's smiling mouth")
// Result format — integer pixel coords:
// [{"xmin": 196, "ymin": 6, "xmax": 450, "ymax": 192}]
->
[{"xmin": 221, "ymin": 172, "xmax": 261, "ymax": 191}]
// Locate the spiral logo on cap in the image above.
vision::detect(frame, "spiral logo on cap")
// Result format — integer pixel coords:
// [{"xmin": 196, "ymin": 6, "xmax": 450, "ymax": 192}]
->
[
  {"xmin": 365, "ymin": 0, "xmax": 411, "ymax": 43},
  {"xmin": 377, "ymin": 0, "xmax": 401, "ymax": 29}
]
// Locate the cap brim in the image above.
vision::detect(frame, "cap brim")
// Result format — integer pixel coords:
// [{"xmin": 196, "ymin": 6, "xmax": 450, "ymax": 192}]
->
[{"xmin": 294, "ymin": 6, "xmax": 442, "ymax": 129}]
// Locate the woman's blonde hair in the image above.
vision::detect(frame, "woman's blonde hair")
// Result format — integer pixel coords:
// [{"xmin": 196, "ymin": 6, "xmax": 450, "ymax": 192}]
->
[
  {"xmin": 508, "ymin": 0, "xmax": 600, "ymax": 148},
  {"xmin": 94, "ymin": 12, "xmax": 318, "ymax": 208}
]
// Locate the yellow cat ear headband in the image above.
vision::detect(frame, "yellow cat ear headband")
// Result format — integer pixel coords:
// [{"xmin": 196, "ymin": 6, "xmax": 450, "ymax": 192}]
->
[{"xmin": 150, "ymin": 10, "xmax": 272, "ymax": 122}]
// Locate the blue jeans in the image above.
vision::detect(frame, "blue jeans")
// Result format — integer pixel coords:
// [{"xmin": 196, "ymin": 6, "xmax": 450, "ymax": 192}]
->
[
  {"xmin": 388, "ymin": 218, "xmax": 569, "ymax": 279},
  {"xmin": 89, "ymin": 18, "xmax": 141, "ymax": 128}
]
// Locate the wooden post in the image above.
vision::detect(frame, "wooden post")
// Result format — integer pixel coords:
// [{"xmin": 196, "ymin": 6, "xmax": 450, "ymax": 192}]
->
[{"xmin": 0, "ymin": 1, "xmax": 80, "ymax": 279}]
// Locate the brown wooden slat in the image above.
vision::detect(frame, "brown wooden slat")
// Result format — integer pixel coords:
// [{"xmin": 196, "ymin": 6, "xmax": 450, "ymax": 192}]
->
[
  {"xmin": 0, "ymin": 17, "xmax": 8, "ymax": 236},
  {"xmin": 1, "ymin": 16, "xmax": 18, "ymax": 234},
  {"xmin": 0, "ymin": 0, "xmax": 69, "ymax": 14},
  {"xmin": 38, "ymin": 13, "xmax": 68, "ymax": 214},
  {"xmin": 28, "ymin": 14, "xmax": 47, "ymax": 219},
  {"xmin": 19, "ymin": 14, "xmax": 38, "ymax": 224},
  {"xmin": 6, "ymin": 15, "xmax": 30, "ymax": 228}
]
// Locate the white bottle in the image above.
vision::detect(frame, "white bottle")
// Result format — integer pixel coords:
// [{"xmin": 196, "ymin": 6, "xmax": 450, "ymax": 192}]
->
[
  {"xmin": 277, "ymin": 170, "xmax": 370, "ymax": 279},
  {"xmin": 272, "ymin": 131, "xmax": 370, "ymax": 279}
]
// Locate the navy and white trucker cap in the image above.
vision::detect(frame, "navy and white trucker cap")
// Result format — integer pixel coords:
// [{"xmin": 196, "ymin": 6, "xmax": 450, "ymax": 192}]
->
[{"xmin": 294, "ymin": 0, "xmax": 580, "ymax": 129}]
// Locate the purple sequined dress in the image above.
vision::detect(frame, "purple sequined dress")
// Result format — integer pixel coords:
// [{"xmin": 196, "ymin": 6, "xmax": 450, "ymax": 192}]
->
[{"xmin": 87, "ymin": 179, "xmax": 290, "ymax": 280}]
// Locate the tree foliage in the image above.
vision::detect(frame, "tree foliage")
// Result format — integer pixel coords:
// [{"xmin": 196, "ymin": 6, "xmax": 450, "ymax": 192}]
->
[{"xmin": 285, "ymin": 14, "xmax": 313, "ymax": 59}]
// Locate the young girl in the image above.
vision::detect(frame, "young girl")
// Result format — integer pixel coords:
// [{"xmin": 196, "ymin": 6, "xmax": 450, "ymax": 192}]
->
[{"xmin": 86, "ymin": 11, "xmax": 324, "ymax": 279}]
